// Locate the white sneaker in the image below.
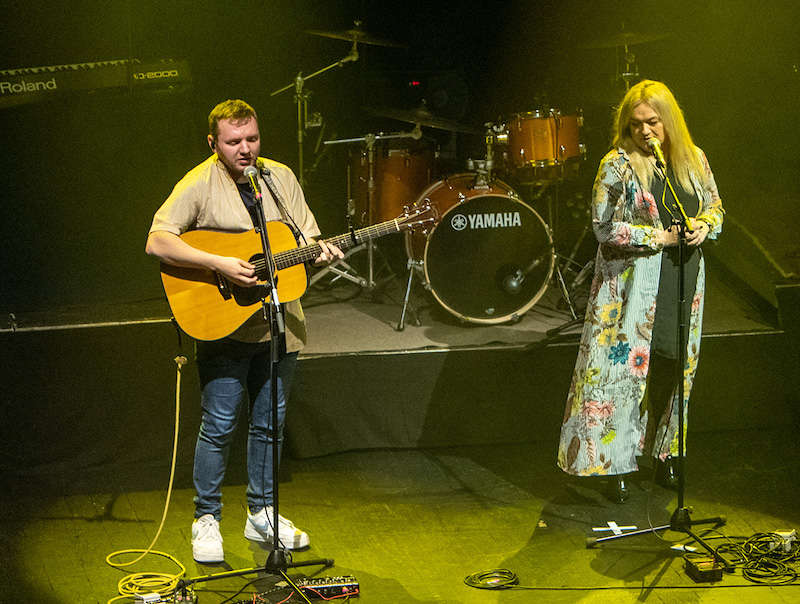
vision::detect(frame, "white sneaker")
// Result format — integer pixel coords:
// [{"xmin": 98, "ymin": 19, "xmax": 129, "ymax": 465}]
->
[
  {"xmin": 191, "ymin": 514, "xmax": 224, "ymax": 563},
  {"xmin": 244, "ymin": 506, "xmax": 310, "ymax": 549}
]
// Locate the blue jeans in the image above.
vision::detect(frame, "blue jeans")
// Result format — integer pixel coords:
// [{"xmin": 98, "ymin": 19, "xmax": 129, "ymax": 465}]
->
[{"xmin": 193, "ymin": 338, "xmax": 297, "ymax": 520}]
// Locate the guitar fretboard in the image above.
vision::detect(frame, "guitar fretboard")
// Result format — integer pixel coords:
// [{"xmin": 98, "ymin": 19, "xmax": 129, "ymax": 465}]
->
[{"xmin": 255, "ymin": 218, "xmax": 401, "ymax": 276}]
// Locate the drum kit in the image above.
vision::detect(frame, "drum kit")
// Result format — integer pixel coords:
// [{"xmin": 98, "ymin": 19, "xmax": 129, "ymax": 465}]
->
[{"xmin": 281, "ymin": 21, "xmax": 665, "ymax": 327}]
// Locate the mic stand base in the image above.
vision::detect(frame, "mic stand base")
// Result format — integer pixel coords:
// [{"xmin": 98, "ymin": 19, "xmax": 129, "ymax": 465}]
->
[
  {"xmin": 177, "ymin": 554, "xmax": 335, "ymax": 602},
  {"xmin": 588, "ymin": 507, "xmax": 733, "ymax": 571}
]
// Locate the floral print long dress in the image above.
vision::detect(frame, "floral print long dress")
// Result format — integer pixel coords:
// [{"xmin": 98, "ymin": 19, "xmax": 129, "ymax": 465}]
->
[{"xmin": 557, "ymin": 147, "xmax": 724, "ymax": 476}]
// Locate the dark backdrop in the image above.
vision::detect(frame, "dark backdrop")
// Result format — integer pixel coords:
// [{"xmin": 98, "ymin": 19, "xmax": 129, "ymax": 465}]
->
[{"xmin": 1, "ymin": 0, "xmax": 798, "ymax": 317}]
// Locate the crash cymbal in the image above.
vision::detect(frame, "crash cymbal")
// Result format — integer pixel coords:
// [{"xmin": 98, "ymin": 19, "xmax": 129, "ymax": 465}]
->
[
  {"xmin": 306, "ymin": 21, "xmax": 407, "ymax": 48},
  {"xmin": 366, "ymin": 105, "xmax": 482, "ymax": 134},
  {"xmin": 580, "ymin": 31, "xmax": 669, "ymax": 49}
]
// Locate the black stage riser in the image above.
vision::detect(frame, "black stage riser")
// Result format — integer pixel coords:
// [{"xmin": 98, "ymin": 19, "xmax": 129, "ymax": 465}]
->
[{"xmin": 1, "ymin": 326, "xmax": 796, "ymax": 485}]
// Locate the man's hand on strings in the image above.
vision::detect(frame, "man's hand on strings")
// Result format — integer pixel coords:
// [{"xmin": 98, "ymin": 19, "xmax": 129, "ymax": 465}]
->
[{"xmin": 314, "ymin": 240, "xmax": 344, "ymax": 265}]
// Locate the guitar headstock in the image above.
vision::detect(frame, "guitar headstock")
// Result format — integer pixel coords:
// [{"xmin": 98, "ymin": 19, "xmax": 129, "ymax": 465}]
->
[{"xmin": 396, "ymin": 200, "xmax": 438, "ymax": 232}]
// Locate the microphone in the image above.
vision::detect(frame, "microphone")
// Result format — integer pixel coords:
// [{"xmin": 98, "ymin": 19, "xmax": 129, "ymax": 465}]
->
[
  {"xmin": 503, "ymin": 270, "xmax": 524, "ymax": 294},
  {"xmin": 647, "ymin": 138, "xmax": 666, "ymax": 169},
  {"xmin": 243, "ymin": 165, "xmax": 262, "ymax": 200},
  {"xmin": 502, "ymin": 256, "xmax": 545, "ymax": 294}
]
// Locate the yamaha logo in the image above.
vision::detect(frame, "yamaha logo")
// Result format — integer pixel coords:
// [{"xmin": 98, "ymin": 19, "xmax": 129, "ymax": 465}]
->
[
  {"xmin": 451, "ymin": 214, "xmax": 468, "ymax": 231},
  {"xmin": 450, "ymin": 211, "xmax": 522, "ymax": 230}
]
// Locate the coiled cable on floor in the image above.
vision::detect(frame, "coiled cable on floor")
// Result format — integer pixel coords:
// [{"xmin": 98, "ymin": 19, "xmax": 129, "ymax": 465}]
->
[
  {"xmin": 464, "ymin": 568, "xmax": 519, "ymax": 589},
  {"xmin": 104, "ymin": 355, "xmax": 188, "ymax": 603}
]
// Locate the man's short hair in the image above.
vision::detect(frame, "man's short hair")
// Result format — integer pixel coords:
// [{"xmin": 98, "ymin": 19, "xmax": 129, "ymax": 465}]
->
[{"xmin": 208, "ymin": 99, "xmax": 258, "ymax": 141}]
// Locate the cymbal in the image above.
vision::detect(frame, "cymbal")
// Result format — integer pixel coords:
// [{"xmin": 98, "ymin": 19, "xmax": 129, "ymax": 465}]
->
[
  {"xmin": 580, "ymin": 31, "xmax": 670, "ymax": 49},
  {"xmin": 306, "ymin": 22, "xmax": 407, "ymax": 48},
  {"xmin": 366, "ymin": 105, "xmax": 482, "ymax": 134}
]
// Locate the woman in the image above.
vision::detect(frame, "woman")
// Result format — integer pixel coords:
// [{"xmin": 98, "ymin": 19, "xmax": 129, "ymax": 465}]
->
[{"xmin": 556, "ymin": 80, "xmax": 724, "ymax": 502}]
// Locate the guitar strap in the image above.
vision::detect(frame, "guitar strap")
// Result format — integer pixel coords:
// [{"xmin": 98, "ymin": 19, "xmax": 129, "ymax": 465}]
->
[{"xmin": 259, "ymin": 164, "xmax": 309, "ymax": 246}]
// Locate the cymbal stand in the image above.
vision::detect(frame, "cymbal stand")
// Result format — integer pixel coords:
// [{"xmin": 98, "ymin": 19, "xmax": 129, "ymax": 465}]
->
[
  {"xmin": 616, "ymin": 43, "xmax": 640, "ymax": 91},
  {"xmin": 271, "ymin": 42, "xmax": 360, "ymax": 187},
  {"xmin": 311, "ymin": 128, "xmax": 422, "ymax": 290},
  {"xmin": 547, "ymin": 181, "xmax": 579, "ymax": 322}
]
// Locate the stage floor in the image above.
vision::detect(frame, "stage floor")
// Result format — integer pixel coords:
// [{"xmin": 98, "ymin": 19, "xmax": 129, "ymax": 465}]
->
[{"xmin": 3, "ymin": 428, "xmax": 799, "ymax": 603}]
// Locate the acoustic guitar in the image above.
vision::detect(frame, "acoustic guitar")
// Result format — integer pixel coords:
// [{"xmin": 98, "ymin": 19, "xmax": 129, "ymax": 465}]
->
[{"xmin": 160, "ymin": 202, "xmax": 433, "ymax": 341}]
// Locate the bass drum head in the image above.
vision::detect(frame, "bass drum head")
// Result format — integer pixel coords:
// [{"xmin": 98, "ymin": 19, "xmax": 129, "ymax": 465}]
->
[{"xmin": 424, "ymin": 194, "xmax": 554, "ymax": 323}]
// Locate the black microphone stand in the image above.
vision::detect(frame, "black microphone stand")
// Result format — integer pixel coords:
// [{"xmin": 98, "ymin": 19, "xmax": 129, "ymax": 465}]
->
[
  {"xmin": 587, "ymin": 159, "xmax": 733, "ymax": 574},
  {"xmin": 176, "ymin": 169, "xmax": 332, "ymax": 603}
]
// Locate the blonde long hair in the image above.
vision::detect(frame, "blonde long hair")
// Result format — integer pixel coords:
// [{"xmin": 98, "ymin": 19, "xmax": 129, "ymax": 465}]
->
[{"xmin": 612, "ymin": 80, "xmax": 704, "ymax": 192}]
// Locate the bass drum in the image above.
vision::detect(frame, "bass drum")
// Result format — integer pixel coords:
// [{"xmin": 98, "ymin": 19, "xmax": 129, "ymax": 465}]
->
[{"xmin": 406, "ymin": 173, "xmax": 554, "ymax": 324}]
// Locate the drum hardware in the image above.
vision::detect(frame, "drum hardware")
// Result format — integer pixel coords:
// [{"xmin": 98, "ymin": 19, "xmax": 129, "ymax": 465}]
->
[
  {"xmin": 579, "ymin": 29, "xmax": 670, "ymax": 91},
  {"xmin": 312, "ymin": 129, "xmax": 425, "ymax": 290},
  {"xmin": 273, "ymin": 20, "xmax": 406, "ymax": 187},
  {"xmin": 397, "ymin": 258, "xmax": 424, "ymax": 331},
  {"xmin": 617, "ymin": 44, "xmax": 640, "ymax": 91},
  {"xmin": 579, "ymin": 30, "xmax": 669, "ymax": 50},
  {"xmin": 545, "ymin": 195, "xmax": 595, "ymax": 337},
  {"xmin": 366, "ymin": 104, "xmax": 483, "ymax": 135},
  {"xmin": 270, "ymin": 44, "xmax": 359, "ymax": 188},
  {"xmin": 474, "ymin": 121, "xmax": 509, "ymax": 183},
  {"xmin": 305, "ymin": 20, "xmax": 408, "ymax": 49}
]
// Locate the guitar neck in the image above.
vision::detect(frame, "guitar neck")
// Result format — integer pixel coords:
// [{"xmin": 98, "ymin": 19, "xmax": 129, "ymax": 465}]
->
[{"xmin": 274, "ymin": 219, "xmax": 401, "ymax": 270}]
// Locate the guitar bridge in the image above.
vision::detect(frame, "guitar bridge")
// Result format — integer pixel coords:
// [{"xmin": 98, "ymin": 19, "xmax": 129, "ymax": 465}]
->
[{"xmin": 215, "ymin": 272, "xmax": 232, "ymax": 300}]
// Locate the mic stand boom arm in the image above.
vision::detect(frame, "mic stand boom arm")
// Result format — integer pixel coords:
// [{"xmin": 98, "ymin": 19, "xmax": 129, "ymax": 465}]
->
[{"xmin": 271, "ymin": 42, "xmax": 360, "ymax": 187}]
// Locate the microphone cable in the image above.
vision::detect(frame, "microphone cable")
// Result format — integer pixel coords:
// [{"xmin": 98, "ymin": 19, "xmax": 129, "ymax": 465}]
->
[{"xmin": 104, "ymin": 355, "xmax": 189, "ymax": 603}]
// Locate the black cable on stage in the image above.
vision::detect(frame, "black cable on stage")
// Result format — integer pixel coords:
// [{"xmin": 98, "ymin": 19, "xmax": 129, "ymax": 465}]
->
[
  {"xmin": 464, "ymin": 531, "xmax": 800, "ymax": 593},
  {"xmin": 463, "ymin": 568, "xmax": 519, "ymax": 589}
]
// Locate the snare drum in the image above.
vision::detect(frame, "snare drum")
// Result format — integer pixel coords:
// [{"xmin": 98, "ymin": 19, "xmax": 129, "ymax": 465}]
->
[
  {"xmin": 406, "ymin": 173, "xmax": 554, "ymax": 323},
  {"xmin": 349, "ymin": 143, "xmax": 435, "ymax": 225}
]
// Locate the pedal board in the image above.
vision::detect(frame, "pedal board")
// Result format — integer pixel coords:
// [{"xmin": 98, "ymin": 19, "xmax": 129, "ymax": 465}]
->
[
  {"xmin": 230, "ymin": 575, "xmax": 359, "ymax": 602},
  {"xmin": 296, "ymin": 575, "xmax": 359, "ymax": 599}
]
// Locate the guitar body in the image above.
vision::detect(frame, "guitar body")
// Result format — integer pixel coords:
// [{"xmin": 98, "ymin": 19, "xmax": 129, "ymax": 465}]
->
[
  {"xmin": 160, "ymin": 222, "xmax": 308, "ymax": 341},
  {"xmin": 158, "ymin": 201, "xmax": 434, "ymax": 341}
]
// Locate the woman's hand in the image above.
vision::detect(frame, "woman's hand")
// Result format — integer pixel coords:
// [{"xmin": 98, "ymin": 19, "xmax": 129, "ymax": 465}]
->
[{"xmin": 686, "ymin": 219, "xmax": 710, "ymax": 246}]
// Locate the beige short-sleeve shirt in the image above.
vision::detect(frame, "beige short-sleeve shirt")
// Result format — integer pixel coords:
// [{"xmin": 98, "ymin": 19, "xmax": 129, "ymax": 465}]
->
[{"xmin": 149, "ymin": 155, "xmax": 321, "ymax": 351}]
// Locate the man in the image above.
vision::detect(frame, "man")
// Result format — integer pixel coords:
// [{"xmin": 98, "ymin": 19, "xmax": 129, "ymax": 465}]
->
[{"xmin": 146, "ymin": 99, "xmax": 342, "ymax": 563}]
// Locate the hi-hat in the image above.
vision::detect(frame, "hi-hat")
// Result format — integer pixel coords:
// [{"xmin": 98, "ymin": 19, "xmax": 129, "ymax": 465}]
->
[
  {"xmin": 580, "ymin": 31, "xmax": 669, "ymax": 49},
  {"xmin": 306, "ymin": 21, "xmax": 407, "ymax": 48},
  {"xmin": 366, "ymin": 105, "xmax": 482, "ymax": 134}
]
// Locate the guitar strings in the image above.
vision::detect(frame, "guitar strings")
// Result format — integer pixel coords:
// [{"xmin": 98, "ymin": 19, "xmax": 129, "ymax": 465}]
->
[{"xmin": 249, "ymin": 221, "xmax": 401, "ymax": 276}]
